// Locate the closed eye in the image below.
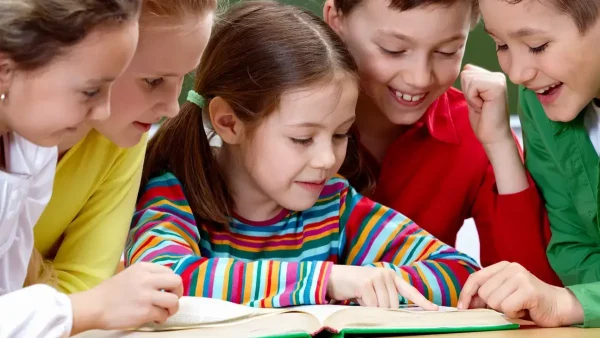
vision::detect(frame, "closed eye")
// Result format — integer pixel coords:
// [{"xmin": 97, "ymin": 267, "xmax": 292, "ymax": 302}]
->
[
  {"xmin": 144, "ymin": 78, "xmax": 164, "ymax": 88},
  {"xmin": 529, "ymin": 43, "xmax": 548, "ymax": 54},
  {"xmin": 379, "ymin": 46, "xmax": 406, "ymax": 56},
  {"xmin": 496, "ymin": 44, "xmax": 508, "ymax": 52},
  {"xmin": 290, "ymin": 137, "xmax": 312, "ymax": 146},
  {"xmin": 83, "ymin": 89, "xmax": 100, "ymax": 98},
  {"xmin": 333, "ymin": 133, "xmax": 350, "ymax": 140},
  {"xmin": 437, "ymin": 51, "xmax": 458, "ymax": 57}
]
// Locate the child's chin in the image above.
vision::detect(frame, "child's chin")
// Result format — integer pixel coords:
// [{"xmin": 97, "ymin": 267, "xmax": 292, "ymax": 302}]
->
[{"xmin": 282, "ymin": 198, "xmax": 320, "ymax": 212}]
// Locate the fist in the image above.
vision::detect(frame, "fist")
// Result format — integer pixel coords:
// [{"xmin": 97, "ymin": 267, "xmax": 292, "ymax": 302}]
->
[{"xmin": 460, "ymin": 64, "xmax": 512, "ymax": 146}]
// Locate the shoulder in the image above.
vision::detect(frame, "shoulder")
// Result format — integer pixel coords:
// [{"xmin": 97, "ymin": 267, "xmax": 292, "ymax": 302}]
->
[
  {"xmin": 139, "ymin": 171, "xmax": 188, "ymax": 207},
  {"xmin": 7, "ymin": 132, "xmax": 57, "ymax": 177},
  {"xmin": 90, "ymin": 130, "xmax": 147, "ymax": 167},
  {"xmin": 62, "ymin": 130, "xmax": 147, "ymax": 179}
]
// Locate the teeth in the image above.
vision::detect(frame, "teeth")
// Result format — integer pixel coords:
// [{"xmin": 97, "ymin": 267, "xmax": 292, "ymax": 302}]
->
[
  {"xmin": 395, "ymin": 91, "xmax": 425, "ymax": 102},
  {"xmin": 535, "ymin": 83, "xmax": 560, "ymax": 94},
  {"xmin": 536, "ymin": 87, "xmax": 550, "ymax": 94}
]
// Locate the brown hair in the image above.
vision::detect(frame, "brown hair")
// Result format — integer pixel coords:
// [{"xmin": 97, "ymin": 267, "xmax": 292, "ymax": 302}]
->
[
  {"xmin": 504, "ymin": 0, "xmax": 600, "ymax": 34},
  {"xmin": 334, "ymin": 0, "xmax": 480, "ymax": 27},
  {"xmin": 142, "ymin": 0, "xmax": 358, "ymax": 226},
  {"xmin": 0, "ymin": 0, "xmax": 140, "ymax": 71}
]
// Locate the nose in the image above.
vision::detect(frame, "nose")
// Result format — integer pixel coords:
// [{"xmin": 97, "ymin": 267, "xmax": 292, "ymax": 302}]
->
[
  {"xmin": 403, "ymin": 57, "xmax": 434, "ymax": 90},
  {"xmin": 506, "ymin": 54, "xmax": 536, "ymax": 86},
  {"xmin": 89, "ymin": 97, "xmax": 111, "ymax": 121},
  {"xmin": 311, "ymin": 142, "xmax": 337, "ymax": 170},
  {"xmin": 156, "ymin": 81, "xmax": 183, "ymax": 119}
]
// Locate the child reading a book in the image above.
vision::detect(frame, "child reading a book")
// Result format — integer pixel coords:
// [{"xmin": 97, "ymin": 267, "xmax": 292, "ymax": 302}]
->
[{"xmin": 126, "ymin": 0, "xmax": 480, "ymax": 310}]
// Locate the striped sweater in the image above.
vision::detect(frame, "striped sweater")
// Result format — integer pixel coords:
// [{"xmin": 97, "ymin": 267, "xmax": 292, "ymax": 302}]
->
[{"xmin": 126, "ymin": 172, "xmax": 480, "ymax": 308}]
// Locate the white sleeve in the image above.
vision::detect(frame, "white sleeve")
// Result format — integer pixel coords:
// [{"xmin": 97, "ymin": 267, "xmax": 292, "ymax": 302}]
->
[{"xmin": 0, "ymin": 284, "xmax": 72, "ymax": 338}]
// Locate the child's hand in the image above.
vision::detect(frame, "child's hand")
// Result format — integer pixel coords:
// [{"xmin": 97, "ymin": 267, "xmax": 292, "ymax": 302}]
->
[
  {"xmin": 69, "ymin": 262, "xmax": 183, "ymax": 334},
  {"xmin": 326, "ymin": 265, "xmax": 438, "ymax": 310},
  {"xmin": 458, "ymin": 262, "xmax": 584, "ymax": 327},
  {"xmin": 460, "ymin": 64, "xmax": 512, "ymax": 147}
]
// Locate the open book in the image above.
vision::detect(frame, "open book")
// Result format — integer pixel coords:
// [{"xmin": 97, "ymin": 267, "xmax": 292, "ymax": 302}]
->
[{"xmin": 130, "ymin": 297, "xmax": 518, "ymax": 337}]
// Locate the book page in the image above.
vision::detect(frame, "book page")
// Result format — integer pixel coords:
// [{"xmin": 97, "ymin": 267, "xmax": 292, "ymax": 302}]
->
[
  {"xmin": 138, "ymin": 297, "xmax": 282, "ymax": 331},
  {"xmin": 287, "ymin": 304, "xmax": 349, "ymax": 324},
  {"xmin": 397, "ymin": 305, "xmax": 458, "ymax": 312}
]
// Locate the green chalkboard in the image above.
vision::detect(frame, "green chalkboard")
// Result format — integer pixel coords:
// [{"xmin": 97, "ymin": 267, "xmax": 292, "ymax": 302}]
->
[{"xmin": 179, "ymin": 0, "xmax": 517, "ymax": 113}]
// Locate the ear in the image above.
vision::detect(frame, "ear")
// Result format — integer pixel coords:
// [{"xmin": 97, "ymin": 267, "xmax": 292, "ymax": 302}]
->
[
  {"xmin": 323, "ymin": 0, "xmax": 345, "ymax": 38},
  {"xmin": 0, "ymin": 53, "xmax": 15, "ymax": 95},
  {"xmin": 208, "ymin": 96, "xmax": 244, "ymax": 145}
]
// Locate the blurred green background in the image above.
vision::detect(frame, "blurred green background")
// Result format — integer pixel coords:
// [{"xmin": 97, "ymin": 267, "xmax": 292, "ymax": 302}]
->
[{"xmin": 179, "ymin": 0, "xmax": 517, "ymax": 113}]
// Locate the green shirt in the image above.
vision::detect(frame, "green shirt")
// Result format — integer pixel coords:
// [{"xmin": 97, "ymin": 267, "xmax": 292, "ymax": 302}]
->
[{"xmin": 519, "ymin": 87, "xmax": 600, "ymax": 327}]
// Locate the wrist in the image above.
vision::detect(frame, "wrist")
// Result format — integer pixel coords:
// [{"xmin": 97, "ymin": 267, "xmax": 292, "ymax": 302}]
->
[
  {"xmin": 557, "ymin": 287, "xmax": 584, "ymax": 326},
  {"xmin": 69, "ymin": 289, "xmax": 105, "ymax": 335},
  {"xmin": 481, "ymin": 133, "xmax": 515, "ymax": 154},
  {"xmin": 323, "ymin": 263, "xmax": 335, "ymax": 303}
]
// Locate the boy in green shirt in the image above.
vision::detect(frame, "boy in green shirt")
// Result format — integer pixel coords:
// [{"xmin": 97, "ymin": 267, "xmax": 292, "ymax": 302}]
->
[{"xmin": 457, "ymin": 0, "xmax": 600, "ymax": 328}]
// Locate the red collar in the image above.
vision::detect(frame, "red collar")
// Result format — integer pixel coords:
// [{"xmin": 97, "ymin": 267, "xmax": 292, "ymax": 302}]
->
[{"xmin": 415, "ymin": 88, "xmax": 462, "ymax": 145}]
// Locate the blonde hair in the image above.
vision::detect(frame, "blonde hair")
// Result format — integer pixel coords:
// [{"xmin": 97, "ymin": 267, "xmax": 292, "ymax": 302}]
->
[
  {"xmin": 23, "ymin": 248, "xmax": 57, "ymax": 288},
  {"xmin": 141, "ymin": 0, "xmax": 218, "ymax": 22}
]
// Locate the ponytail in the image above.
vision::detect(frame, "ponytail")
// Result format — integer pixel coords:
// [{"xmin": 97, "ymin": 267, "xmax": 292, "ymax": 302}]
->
[{"xmin": 142, "ymin": 102, "xmax": 232, "ymax": 225}]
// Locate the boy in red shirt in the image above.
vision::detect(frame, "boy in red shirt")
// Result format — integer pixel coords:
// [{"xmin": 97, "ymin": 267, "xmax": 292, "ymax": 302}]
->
[{"xmin": 324, "ymin": 0, "xmax": 561, "ymax": 285}]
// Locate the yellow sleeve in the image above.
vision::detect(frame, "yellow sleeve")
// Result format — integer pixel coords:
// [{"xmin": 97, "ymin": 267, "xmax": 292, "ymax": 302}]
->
[{"xmin": 52, "ymin": 137, "xmax": 146, "ymax": 294}]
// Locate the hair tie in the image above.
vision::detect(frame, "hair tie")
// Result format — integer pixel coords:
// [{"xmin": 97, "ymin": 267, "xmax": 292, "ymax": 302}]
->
[{"xmin": 187, "ymin": 90, "xmax": 206, "ymax": 108}]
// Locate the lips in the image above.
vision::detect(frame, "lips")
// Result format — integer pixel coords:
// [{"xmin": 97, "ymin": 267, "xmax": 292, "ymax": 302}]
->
[
  {"xmin": 295, "ymin": 180, "xmax": 326, "ymax": 192},
  {"xmin": 133, "ymin": 121, "xmax": 152, "ymax": 132}
]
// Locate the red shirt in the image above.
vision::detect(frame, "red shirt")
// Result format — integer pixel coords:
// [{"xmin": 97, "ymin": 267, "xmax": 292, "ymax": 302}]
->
[{"xmin": 346, "ymin": 87, "xmax": 562, "ymax": 286}]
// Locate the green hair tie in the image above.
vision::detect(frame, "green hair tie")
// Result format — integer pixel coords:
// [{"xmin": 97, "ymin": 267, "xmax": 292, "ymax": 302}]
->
[{"xmin": 187, "ymin": 90, "xmax": 206, "ymax": 108}]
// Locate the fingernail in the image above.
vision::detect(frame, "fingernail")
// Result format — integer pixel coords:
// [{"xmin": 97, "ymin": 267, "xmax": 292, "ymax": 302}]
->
[{"xmin": 457, "ymin": 302, "xmax": 463, "ymax": 309}]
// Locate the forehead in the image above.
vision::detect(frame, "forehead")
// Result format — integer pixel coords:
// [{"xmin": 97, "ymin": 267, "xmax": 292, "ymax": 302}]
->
[
  {"xmin": 131, "ymin": 13, "xmax": 213, "ymax": 75},
  {"xmin": 348, "ymin": 0, "xmax": 471, "ymax": 40},
  {"xmin": 480, "ymin": 0, "xmax": 571, "ymax": 36},
  {"xmin": 32, "ymin": 22, "xmax": 138, "ymax": 82},
  {"xmin": 273, "ymin": 77, "xmax": 358, "ymax": 126}
]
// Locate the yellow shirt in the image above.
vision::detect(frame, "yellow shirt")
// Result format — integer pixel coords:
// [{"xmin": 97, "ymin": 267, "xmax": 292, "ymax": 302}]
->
[{"xmin": 34, "ymin": 130, "xmax": 146, "ymax": 294}]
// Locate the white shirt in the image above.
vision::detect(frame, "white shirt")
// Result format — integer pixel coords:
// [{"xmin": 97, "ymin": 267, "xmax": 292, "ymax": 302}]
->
[
  {"xmin": 0, "ymin": 132, "xmax": 72, "ymax": 337},
  {"xmin": 584, "ymin": 100, "xmax": 600, "ymax": 155}
]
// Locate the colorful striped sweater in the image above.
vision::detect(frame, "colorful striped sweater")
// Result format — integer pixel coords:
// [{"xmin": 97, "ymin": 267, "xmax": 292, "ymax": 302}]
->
[{"xmin": 126, "ymin": 172, "xmax": 480, "ymax": 308}]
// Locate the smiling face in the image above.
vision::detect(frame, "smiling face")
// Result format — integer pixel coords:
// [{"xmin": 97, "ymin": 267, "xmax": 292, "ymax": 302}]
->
[
  {"xmin": 0, "ymin": 23, "xmax": 139, "ymax": 147},
  {"xmin": 91, "ymin": 12, "xmax": 213, "ymax": 147},
  {"xmin": 479, "ymin": 0, "xmax": 600, "ymax": 122},
  {"xmin": 233, "ymin": 77, "xmax": 359, "ymax": 213},
  {"xmin": 330, "ymin": 0, "xmax": 472, "ymax": 125}
]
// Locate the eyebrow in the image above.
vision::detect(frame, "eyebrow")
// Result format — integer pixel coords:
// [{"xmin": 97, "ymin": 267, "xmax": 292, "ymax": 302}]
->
[
  {"xmin": 154, "ymin": 68, "xmax": 197, "ymax": 78},
  {"xmin": 380, "ymin": 30, "xmax": 466, "ymax": 44},
  {"xmin": 86, "ymin": 77, "xmax": 116, "ymax": 85},
  {"xmin": 288, "ymin": 116, "xmax": 356, "ymax": 129},
  {"xmin": 484, "ymin": 26, "xmax": 546, "ymax": 39}
]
